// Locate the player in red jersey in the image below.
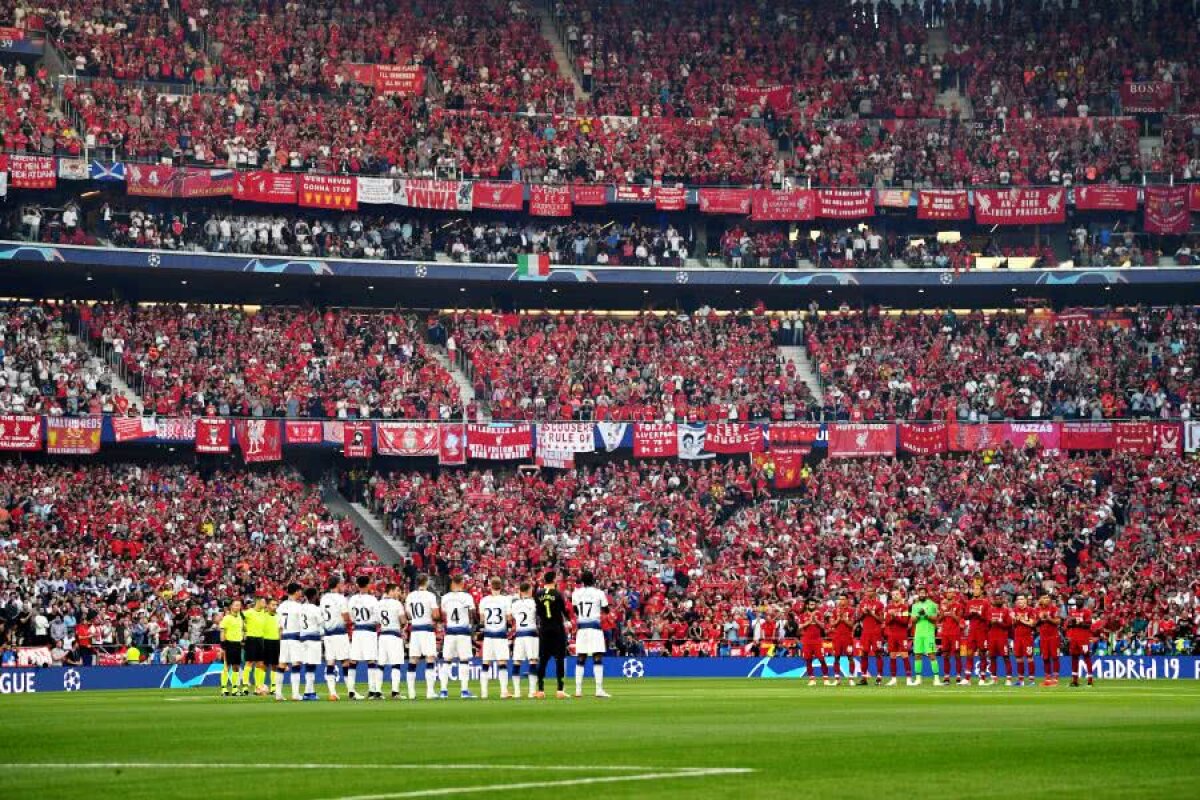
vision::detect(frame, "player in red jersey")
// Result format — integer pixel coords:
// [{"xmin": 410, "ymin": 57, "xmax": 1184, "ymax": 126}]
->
[
  {"xmin": 884, "ymin": 589, "xmax": 912, "ymax": 686},
  {"xmin": 962, "ymin": 583, "xmax": 992, "ymax": 683},
  {"xmin": 829, "ymin": 594, "xmax": 857, "ymax": 686},
  {"xmin": 799, "ymin": 597, "xmax": 828, "ymax": 686},
  {"xmin": 938, "ymin": 587, "xmax": 966, "ymax": 685},
  {"xmin": 857, "ymin": 590, "xmax": 887, "ymax": 685},
  {"xmin": 1065, "ymin": 597, "xmax": 1095, "ymax": 686},
  {"xmin": 1035, "ymin": 594, "xmax": 1062, "ymax": 686},
  {"xmin": 1010, "ymin": 594, "xmax": 1037, "ymax": 686},
  {"xmin": 986, "ymin": 592, "xmax": 1013, "ymax": 686}
]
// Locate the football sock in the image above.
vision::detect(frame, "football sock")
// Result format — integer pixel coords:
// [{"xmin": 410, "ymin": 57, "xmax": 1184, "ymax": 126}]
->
[
  {"xmin": 305, "ymin": 666, "xmax": 316, "ymax": 694},
  {"xmin": 290, "ymin": 671, "xmax": 301, "ymax": 698},
  {"xmin": 575, "ymin": 663, "xmax": 585, "ymax": 694},
  {"xmin": 274, "ymin": 671, "xmax": 284, "ymax": 699},
  {"xmin": 439, "ymin": 662, "xmax": 450, "ymax": 693},
  {"xmin": 407, "ymin": 666, "xmax": 418, "ymax": 698},
  {"xmin": 594, "ymin": 664, "xmax": 604, "ymax": 692},
  {"xmin": 325, "ymin": 664, "xmax": 339, "ymax": 695},
  {"xmin": 391, "ymin": 667, "xmax": 402, "ymax": 694},
  {"xmin": 498, "ymin": 667, "xmax": 510, "ymax": 695},
  {"xmin": 345, "ymin": 666, "xmax": 356, "ymax": 696},
  {"xmin": 459, "ymin": 661, "xmax": 470, "ymax": 693},
  {"xmin": 425, "ymin": 662, "xmax": 437, "ymax": 697}
]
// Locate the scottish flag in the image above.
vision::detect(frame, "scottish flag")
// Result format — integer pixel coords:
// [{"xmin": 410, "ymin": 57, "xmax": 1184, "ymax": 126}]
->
[{"xmin": 89, "ymin": 160, "xmax": 126, "ymax": 181}]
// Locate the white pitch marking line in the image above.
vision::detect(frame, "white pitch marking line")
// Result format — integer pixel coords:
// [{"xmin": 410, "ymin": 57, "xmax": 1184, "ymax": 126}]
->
[
  {"xmin": 322, "ymin": 768, "xmax": 754, "ymax": 800},
  {"xmin": 0, "ymin": 763, "xmax": 736, "ymax": 773}
]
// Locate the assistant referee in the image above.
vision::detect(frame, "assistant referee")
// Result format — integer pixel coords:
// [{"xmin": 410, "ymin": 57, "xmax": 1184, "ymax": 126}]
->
[
  {"xmin": 535, "ymin": 571, "xmax": 570, "ymax": 699},
  {"xmin": 219, "ymin": 599, "xmax": 246, "ymax": 697}
]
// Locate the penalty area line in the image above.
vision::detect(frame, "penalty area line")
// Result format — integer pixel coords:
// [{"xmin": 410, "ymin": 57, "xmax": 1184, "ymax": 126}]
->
[
  {"xmin": 0, "ymin": 763, "xmax": 741, "ymax": 774},
  {"xmin": 321, "ymin": 768, "xmax": 755, "ymax": 800}
]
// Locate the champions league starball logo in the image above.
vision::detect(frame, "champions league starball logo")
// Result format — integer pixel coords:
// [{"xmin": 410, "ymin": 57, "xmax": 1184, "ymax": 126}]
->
[
  {"xmin": 62, "ymin": 669, "xmax": 81, "ymax": 691},
  {"xmin": 622, "ymin": 659, "xmax": 645, "ymax": 678}
]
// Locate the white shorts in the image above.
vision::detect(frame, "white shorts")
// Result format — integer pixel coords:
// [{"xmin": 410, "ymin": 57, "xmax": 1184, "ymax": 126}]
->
[
  {"xmin": 481, "ymin": 637, "xmax": 510, "ymax": 663},
  {"xmin": 281, "ymin": 639, "xmax": 302, "ymax": 666},
  {"xmin": 350, "ymin": 631, "xmax": 378, "ymax": 662},
  {"xmin": 513, "ymin": 634, "xmax": 539, "ymax": 662},
  {"xmin": 303, "ymin": 640, "xmax": 322, "ymax": 666},
  {"xmin": 442, "ymin": 633, "xmax": 474, "ymax": 662},
  {"xmin": 575, "ymin": 628, "xmax": 606, "ymax": 656},
  {"xmin": 377, "ymin": 634, "xmax": 406, "ymax": 666},
  {"xmin": 323, "ymin": 633, "xmax": 350, "ymax": 662},
  {"xmin": 409, "ymin": 630, "xmax": 437, "ymax": 661}
]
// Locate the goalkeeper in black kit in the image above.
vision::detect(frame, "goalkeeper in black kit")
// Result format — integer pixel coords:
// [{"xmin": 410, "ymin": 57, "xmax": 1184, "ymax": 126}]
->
[{"xmin": 535, "ymin": 570, "xmax": 571, "ymax": 699}]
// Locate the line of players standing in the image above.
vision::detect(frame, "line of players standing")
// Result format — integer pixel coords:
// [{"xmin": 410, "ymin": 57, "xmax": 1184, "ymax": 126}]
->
[
  {"xmin": 220, "ymin": 571, "xmax": 612, "ymax": 701},
  {"xmin": 794, "ymin": 583, "xmax": 1102, "ymax": 687}
]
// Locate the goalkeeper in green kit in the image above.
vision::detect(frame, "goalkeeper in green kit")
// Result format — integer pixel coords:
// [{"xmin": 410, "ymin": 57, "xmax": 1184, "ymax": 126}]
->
[{"xmin": 909, "ymin": 587, "xmax": 941, "ymax": 686}]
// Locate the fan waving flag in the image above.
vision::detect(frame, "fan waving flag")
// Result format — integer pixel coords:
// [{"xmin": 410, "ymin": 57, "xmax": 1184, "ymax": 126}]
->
[{"xmin": 517, "ymin": 253, "xmax": 550, "ymax": 277}]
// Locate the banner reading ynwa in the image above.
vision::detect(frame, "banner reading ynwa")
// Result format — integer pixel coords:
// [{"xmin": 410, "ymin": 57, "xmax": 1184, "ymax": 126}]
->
[
  {"xmin": 698, "ymin": 188, "xmax": 753, "ymax": 215},
  {"xmin": 916, "ymin": 190, "xmax": 970, "ymax": 220},
  {"xmin": 1144, "ymin": 186, "xmax": 1190, "ymax": 235},
  {"xmin": 751, "ymin": 189, "xmax": 815, "ymax": 221},
  {"xmin": 974, "ymin": 188, "xmax": 1066, "ymax": 225},
  {"xmin": 528, "ymin": 185, "xmax": 572, "ymax": 217},
  {"xmin": 235, "ymin": 419, "xmax": 282, "ymax": 463},
  {"xmin": 828, "ymin": 423, "xmax": 896, "ymax": 458},
  {"xmin": 633, "ymin": 423, "xmax": 679, "ymax": 458},
  {"xmin": 376, "ymin": 422, "xmax": 439, "ymax": 456},
  {"xmin": 343, "ymin": 422, "xmax": 373, "ymax": 458},
  {"xmin": 467, "ymin": 424, "xmax": 533, "ymax": 460},
  {"xmin": 817, "ymin": 190, "xmax": 874, "ymax": 219},
  {"xmin": 46, "ymin": 416, "xmax": 102, "ymax": 455},
  {"xmin": 471, "ymin": 181, "xmax": 525, "ymax": 211},
  {"xmin": 0, "ymin": 414, "xmax": 41, "ymax": 451},
  {"xmin": 234, "ymin": 171, "xmax": 298, "ymax": 204},
  {"xmin": 897, "ymin": 422, "xmax": 948, "ymax": 455},
  {"xmin": 195, "ymin": 418, "xmax": 232, "ymax": 454},
  {"xmin": 395, "ymin": 179, "xmax": 472, "ymax": 211},
  {"xmin": 1120, "ymin": 82, "xmax": 1174, "ymax": 114},
  {"xmin": 299, "ymin": 175, "xmax": 358, "ymax": 210},
  {"xmin": 1075, "ymin": 185, "xmax": 1138, "ymax": 212},
  {"xmin": 705, "ymin": 423, "xmax": 764, "ymax": 454}
]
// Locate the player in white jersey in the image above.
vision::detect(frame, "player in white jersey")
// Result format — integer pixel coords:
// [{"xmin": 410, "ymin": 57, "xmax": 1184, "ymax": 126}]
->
[
  {"xmin": 346, "ymin": 575, "xmax": 382, "ymax": 700},
  {"xmin": 571, "ymin": 570, "xmax": 611, "ymax": 698},
  {"xmin": 510, "ymin": 581, "xmax": 540, "ymax": 698},
  {"xmin": 405, "ymin": 574, "xmax": 440, "ymax": 699},
  {"xmin": 439, "ymin": 575, "xmax": 476, "ymax": 699},
  {"xmin": 319, "ymin": 576, "xmax": 352, "ymax": 700},
  {"xmin": 478, "ymin": 577, "xmax": 514, "ymax": 699},
  {"xmin": 299, "ymin": 587, "xmax": 324, "ymax": 700},
  {"xmin": 377, "ymin": 583, "xmax": 408, "ymax": 699},
  {"xmin": 275, "ymin": 583, "xmax": 305, "ymax": 701}
]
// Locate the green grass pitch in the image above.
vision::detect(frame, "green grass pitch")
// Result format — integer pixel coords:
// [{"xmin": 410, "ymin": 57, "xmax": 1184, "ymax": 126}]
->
[{"xmin": 2, "ymin": 680, "xmax": 1199, "ymax": 799}]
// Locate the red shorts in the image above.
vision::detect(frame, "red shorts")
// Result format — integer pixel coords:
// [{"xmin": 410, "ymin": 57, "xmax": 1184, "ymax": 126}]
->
[
  {"xmin": 801, "ymin": 641, "xmax": 823, "ymax": 660},
  {"xmin": 858, "ymin": 628, "xmax": 883, "ymax": 654},
  {"xmin": 1012, "ymin": 634, "xmax": 1034, "ymax": 658},
  {"xmin": 1067, "ymin": 633, "xmax": 1091, "ymax": 656},
  {"xmin": 939, "ymin": 630, "xmax": 960, "ymax": 654},
  {"xmin": 886, "ymin": 632, "xmax": 908, "ymax": 653},
  {"xmin": 1040, "ymin": 636, "xmax": 1060, "ymax": 660},
  {"xmin": 965, "ymin": 624, "xmax": 989, "ymax": 652},
  {"xmin": 831, "ymin": 636, "xmax": 854, "ymax": 656},
  {"xmin": 987, "ymin": 635, "xmax": 1009, "ymax": 657}
]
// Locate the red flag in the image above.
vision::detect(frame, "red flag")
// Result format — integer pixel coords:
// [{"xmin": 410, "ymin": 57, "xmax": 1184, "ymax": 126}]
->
[
  {"xmin": 633, "ymin": 423, "xmax": 679, "ymax": 458},
  {"xmin": 439, "ymin": 424, "xmax": 467, "ymax": 465},
  {"xmin": 0, "ymin": 415, "xmax": 41, "ymax": 451},
  {"xmin": 828, "ymin": 423, "xmax": 896, "ymax": 458},
  {"xmin": 698, "ymin": 188, "xmax": 753, "ymax": 215},
  {"xmin": 466, "ymin": 424, "xmax": 533, "ymax": 460},
  {"xmin": 769, "ymin": 422, "xmax": 823, "ymax": 451},
  {"xmin": 343, "ymin": 421, "xmax": 373, "ymax": 458},
  {"xmin": 8, "ymin": 155, "xmax": 57, "ymax": 189},
  {"xmin": 1061, "ymin": 422, "xmax": 1114, "ymax": 451},
  {"xmin": 974, "ymin": 188, "xmax": 1066, "ymax": 225},
  {"xmin": 1120, "ymin": 81, "xmax": 1175, "ymax": 113},
  {"xmin": 234, "ymin": 171, "xmax": 299, "ymax": 204},
  {"xmin": 195, "ymin": 418, "xmax": 232, "ymax": 454},
  {"xmin": 948, "ymin": 423, "xmax": 1005, "ymax": 451},
  {"xmin": 572, "ymin": 185, "xmax": 608, "ymax": 206},
  {"xmin": 751, "ymin": 189, "xmax": 816, "ymax": 221},
  {"xmin": 753, "ymin": 451, "xmax": 806, "ymax": 488},
  {"xmin": 705, "ymin": 423, "xmax": 765, "ymax": 454},
  {"xmin": 44, "ymin": 416, "xmax": 102, "ymax": 454},
  {"xmin": 529, "ymin": 185, "xmax": 573, "ymax": 216},
  {"xmin": 613, "ymin": 185, "xmax": 653, "ymax": 203},
  {"xmin": 897, "ymin": 422, "xmax": 948, "ymax": 454},
  {"xmin": 112, "ymin": 416, "xmax": 157, "ymax": 442},
  {"xmin": 1144, "ymin": 186, "xmax": 1190, "ymax": 235},
  {"xmin": 374, "ymin": 65, "xmax": 425, "ymax": 95},
  {"xmin": 1154, "ymin": 422, "xmax": 1183, "ymax": 455},
  {"xmin": 817, "ymin": 189, "xmax": 874, "ymax": 219},
  {"xmin": 653, "ymin": 186, "xmax": 687, "ymax": 211},
  {"xmin": 284, "ymin": 421, "xmax": 323, "ymax": 445},
  {"xmin": 1002, "ymin": 422, "xmax": 1061, "ymax": 454},
  {"xmin": 916, "ymin": 190, "xmax": 970, "ymax": 220},
  {"xmin": 471, "ymin": 181, "xmax": 524, "ymax": 210},
  {"xmin": 299, "ymin": 175, "xmax": 358, "ymax": 210},
  {"xmin": 236, "ymin": 419, "xmax": 282, "ymax": 463},
  {"xmin": 1075, "ymin": 185, "xmax": 1138, "ymax": 212},
  {"xmin": 377, "ymin": 422, "xmax": 440, "ymax": 456}
]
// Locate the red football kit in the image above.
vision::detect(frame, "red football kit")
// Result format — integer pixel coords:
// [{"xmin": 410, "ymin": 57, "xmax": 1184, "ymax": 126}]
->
[
  {"xmin": 830, "ymin": 606, "xmax": 856, "ymax": 656},
  {"xmin": 1011, "ymin": 607, "xmax": 1037, "ymax": 658},
  {"xmin": 939, "ymin": 596, "xmax": 966, "ymax": 679},
  {"xmin": 1036, "ymin": 603, "xmax": 1062, "ymax": 683},
  {"xmin": 857, "ymin": 598, "xmax": 885, "ymax": 653},
  {"xmin": 799, "ymin": 609, "xmax": 828, "ymax": 678},
  {"xmin": 885, "ymin": 601, "xmax": 910, "ymax": 653},
  {"xmin": 1066, "ymin": 606, "xmax": 1094, "ymax": 654},
  {"xmin": 986, "ymin": 605, "xmax": 1013, "ymax": 656},
  {"xmin": 964, "ymin": 597, "xmax": 992, "ymax": 653}
]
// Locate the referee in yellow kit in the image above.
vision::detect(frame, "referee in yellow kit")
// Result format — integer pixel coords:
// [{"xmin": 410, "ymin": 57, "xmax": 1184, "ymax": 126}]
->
[
  {"xmin": 242, "ymin": 595, "xmax": 268, "ymax": 695},
  {"xmin": 262, "ymin": 597, "xmax": 282, "ymax": 698},
  {"xmin": 219, "ymin": 599, "xmax": 246, "ymax": 697}
]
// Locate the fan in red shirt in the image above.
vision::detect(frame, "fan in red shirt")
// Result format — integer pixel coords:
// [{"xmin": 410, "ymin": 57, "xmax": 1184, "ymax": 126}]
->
[
  {"xmin": 884, "ymin": 589, "xmax": 913, "ymax": 685},
  {"xmin": 798, "ymin": 597, "xmax": 829, "ymax": 686},
  {"xmin": 938, "ymin": 586, "xmax": 967, "ymax": 685},
  {"xmin": 986, "ymin": 591, "xmax": 1014, "ymax": 685},
  {"xmin": 857, "ymin": 589, "xmax": 887, "ymax": 685},
  {"xmin": 962, "ymin": 583, "xmax": 992, "ymax": 683},
  {"xmin": 829, "ymin": 594, "xmax": 856, "ymax": 685},
  {"xmin": 1065, "ymin": 597, "xmax": 1096, "ymax": 687},
  {"xmin": 1036, "ymin": 594, "xmax": 1062, "ymax": 687},
  {"xmin": 1011, "ymin": 594, "xmax": 1038, "ymax": 686}
]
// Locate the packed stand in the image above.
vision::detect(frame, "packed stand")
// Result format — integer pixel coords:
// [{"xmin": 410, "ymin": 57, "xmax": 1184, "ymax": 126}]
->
[
  {"xmin": 84, "ymin": 304, "xmax": 465, "ymax": 419},
  {"xmin": 0, "ymin": 303, "xmax": 116, "ymax": 416},
  {"xmin": 445, "ymin": 311, "xmax": 816, "ymax": 421},
  {"xmin": 808, "ymin": 306, "xmax": 1200, "ymax": 421}
]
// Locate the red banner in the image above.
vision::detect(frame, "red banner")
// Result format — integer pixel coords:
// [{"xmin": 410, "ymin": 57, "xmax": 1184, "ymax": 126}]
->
[
  {"xmin": 817, "ymin": 189, "xmax": 875, "ymax": 219},
  {"xmin": 633, "ymin": 423, "xmax": 679, "ymax": 458},
  {"xmin": 236, "ymin": 419, "xmax": 282, "ymax": 463},
  {"xmin": 752, "ymin": 451, "xmax": 806, "ymax": 488},
  {"xmin": 698, "ymin": 188, "xmax": 753, "ymax": 215},
  {"xmin": 751, "ymin": 189, "xmax": 815, "ymax": 221},
  {"xmin": 769, "ymin": 422, "xmax": 823, "ymax": 451},
  {"xmin": 1075, "ymin": 185, "xmax": 1138, "ymax": 211},
  {"xmin": 195, "ymin": 418, "xmax": 232, "ymax": 454},
  {"xmin": 1120, "ymin": 81, "xmax": 1174, "ymax": 113},
  {"xmin": 467, "ymin": 424, "xmax": 533, "ymax": 460},
  {"xmin": 234, "ymin": 170, "xmax": 298, "ymax": 204},
  {"xmin": 343, "ymin": 421, "xmax": 373, "ymax": 458},
  {"xmin": 917, "ymin": 190, "xmax": 970, "ymax": 220},
  {"xmin": 395, "ymin": 178, "xmax": 471, "ymax": 211},
  {"xmin": 299, "ymin": 175, "xmax": 358, "ymax": 210},
  {"xmin": 705, "ymin": 423, "xmax": 764, "ymax": 454},
  {"xmin": 1003, "ymin": 422, "xmax": 1061, "ymax": 453},
  {"xmin": 529, "ymin": 185, "xmax": 573, "ymax": 217},
  {"xmin": 733, "ymin": 85, "xmax": 792, "ymax": 112},
  {"xmin": 0, "ymin": 415, "xmax": 41, "ymax": 451},
  {"xmin": 284, "ymin": 421, "xmax": 323, "ymax": 445},
  {"xmin": 45, "ymin": 416, "xmax": 101, "ymax": 455},
  {"xmin": 1144, "ymin": 186, "xmax": 1190, "ymax": 235},
  {"xmin": 374, "ymin": 65, "xmax": 425, "ymax": 95},
  {"xmin": 573, "ymin": 185, "xmax": 608, "ymax": 206},
  {"xmin": 828, "ymin": 423, "xmax": 896, "ymax": 458},
  {"xmin": 7, "ymin": 155, "xmax": 56, "ymax": 189},
  {"xmin": 613, "ymin": 185, "xmax": 653, "ymax": 203},
  {"xmin": 439, "ymin": 424, "xmax": 467, "ymax": 465},
  {"xmin": 1114, "ymin": 422, "xmax": 1182, "ymax": 455},
  {"xmin": 1061, "ymin": 422, "xmax": 1115, "ymax": 451},
  {"xmin": 155, "ymin": 418, "xmax": 196, "ymax": 441},
  {"xmin": 111, "ymin": 416, "xmax": 157, "ymax": 442},
  {"xmin": 1191, "ymin": 185, "xmax": 1200, "ymax": 213},
  {"xmin": 0, "ymin": 27, "xmax": 26, "ymax": 42},
  {"xmin": 897, "ymin": 422, "xmax": 948, "ymax": 455},
  {"xmin": 875, "ymin": 189, "xmax": 912, "ymax": 208},
  {"xmin": 974, "ymin": 188, "xmax": 1066, "ymax": 225},
  {"xmin": 949, "ymin": 423, "xmax": 1005, "ymax": 451},
  {"xmin": 471, "ymin": 181, "xmax": 524, "ymax": 210},
  {"xmin": 654, "ymin": 186, "xmax": 687, "ymax": 211},
  {"xmin": 126, "ymin": 165, "xmax": 231, "ymax": 197},
  {"xmin": 376, "ymin": 422, "xmax": 440, "ymax": 456}
]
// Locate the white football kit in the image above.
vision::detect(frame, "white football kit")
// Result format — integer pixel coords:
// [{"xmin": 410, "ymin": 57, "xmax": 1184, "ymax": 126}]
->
[
  {"xmin": 377, "ymin": 597, "xmax": 407, "ymax": 666},
  {"xmin": 277, "ymin": 598, "xmax": 303, "ymax": 666},
  {"xmin": 479, "ymin": 593, "xmax": 513, "ymax": 663},
  {"xmin": 441, "ymin": 591, "xmax": 476, "ymax": 661},
  {"xmin": 319, "ymin": 591, "xmax": 350, "ymax": 662},
  {"xmin": 299, "ymin": 601, "xmax": 323, "ymax": 665},
  {"xmin": 510, "ymin": 596, "xmax": 539, "ymax": 662},
  {"xmin": 405, "ymin": 589, "xmax": 439, "ymax": 660},
  {"xmin": 348, "ymin": 593, "xmax": 380, "ymax": 662},
  {"xmin": 571, "ymin": 586, "xmax": 609, "ymax": 655}
]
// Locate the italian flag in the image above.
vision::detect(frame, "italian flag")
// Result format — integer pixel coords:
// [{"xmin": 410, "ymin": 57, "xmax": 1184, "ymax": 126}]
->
[{"xmin": 517, "ymin": 253, "xmax": 550, "ymax": 277}]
